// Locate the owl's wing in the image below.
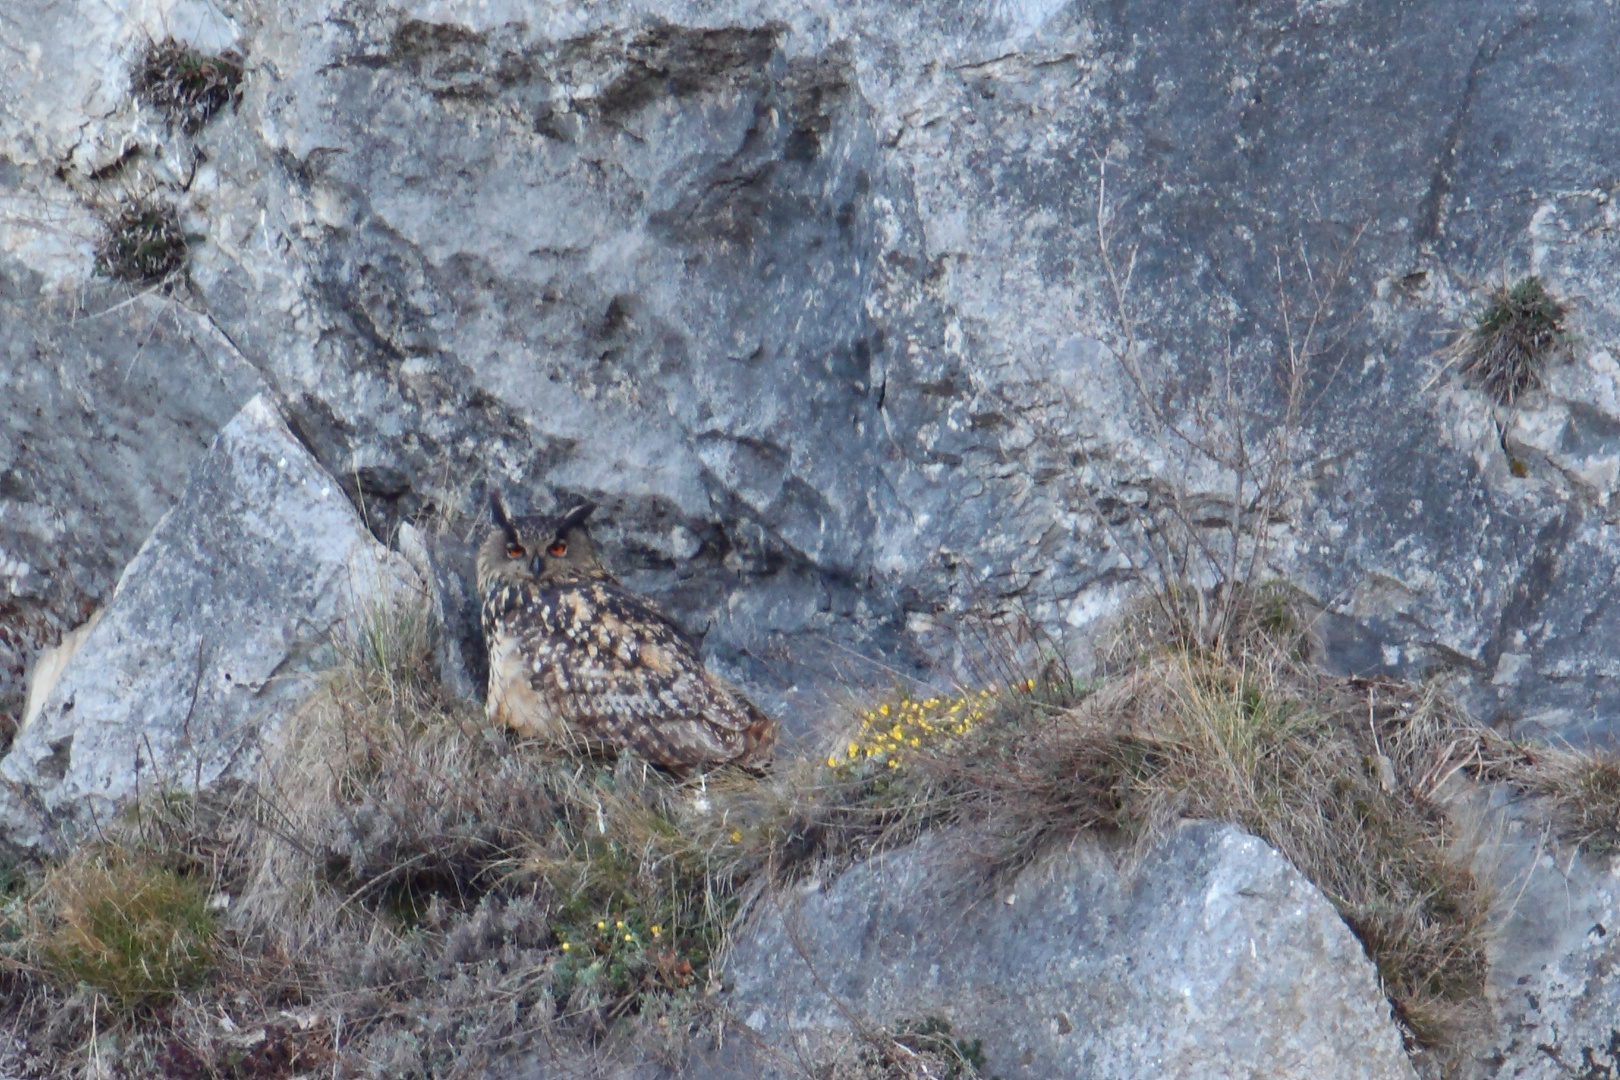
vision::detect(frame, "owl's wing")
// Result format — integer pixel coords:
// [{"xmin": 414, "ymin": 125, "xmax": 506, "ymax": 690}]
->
[{"xmin": 516, "ymin": 579, "xmax": 774, "ymax": 770}]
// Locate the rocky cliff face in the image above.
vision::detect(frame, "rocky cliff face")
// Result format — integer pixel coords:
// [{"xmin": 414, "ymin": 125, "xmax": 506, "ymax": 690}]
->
[
  {"xmin": 7, "ymin": 0, "xmax": 1620, "ymax": 1075},
  {"xmin": 8, "ymin": 0, "xmax": 1620, "ymax": 750}
]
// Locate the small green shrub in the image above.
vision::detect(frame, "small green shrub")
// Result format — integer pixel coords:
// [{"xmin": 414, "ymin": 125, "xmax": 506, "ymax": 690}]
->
[
  {"xmin": 131, "ymin": 40, "xmax": 244, "ymax": 134},
  {"xmin": 40, "ymin": 853, "xmax": 215, "ymax": 1006},
  {"xmin": 1460, "ymin": 276, "xmax": 1572, "ymax": 404},
  {"xmin": 96, "ymin": 201, "xmax": 189, "ymax": 286}
]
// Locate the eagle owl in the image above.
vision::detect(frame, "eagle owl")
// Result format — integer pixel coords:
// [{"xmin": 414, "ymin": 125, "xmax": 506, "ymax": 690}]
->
[{"xmin": 476, "ymin": 494, "xmax": 775, "ymax": 771}]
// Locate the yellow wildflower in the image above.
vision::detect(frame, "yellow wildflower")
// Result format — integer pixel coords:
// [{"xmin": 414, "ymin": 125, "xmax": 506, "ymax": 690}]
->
[
  {"xmin": 651, "ymin": 925, "xmax": 662, "ymax": 938},
  {"xmin": 596, "ymin": 921, "xmax": 606, "ymax": 931},
  {"xmin": 730, "ymin": 830, "xmax": 743, "ymax": 843},
  {"xmin": 561, "ymin": 942, "xmax": 571, "ymax": 952}
]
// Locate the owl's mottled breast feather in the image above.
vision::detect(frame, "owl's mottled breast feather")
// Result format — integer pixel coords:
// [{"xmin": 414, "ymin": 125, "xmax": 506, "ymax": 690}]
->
[{"xmin": 480, "ymin": 575, "xmax": 772, "ymax": 769}]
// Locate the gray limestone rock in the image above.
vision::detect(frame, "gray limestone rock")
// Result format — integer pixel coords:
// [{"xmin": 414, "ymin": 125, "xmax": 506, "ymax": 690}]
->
[
  {"xmin": 0, "ymin": 255, "xmax": 265, "ymax": 743},
  {"xmin": 397, "ymin": 519, "xmax": 483, "ymax": 705},
  {"xmin": 0, "ymin": 393, "xmax": 417, "ymax": 852},
  {"xmin": 705, "ymin": 822, "xmax": 1417, "ymax": 1080},
  {"xmin": 10, "ymin": 0, "xmax": 1620, "ymax": 749},
  {"xmin": 1465, "ymin": 787, "xmax": 1620, "ymax": 1079}
]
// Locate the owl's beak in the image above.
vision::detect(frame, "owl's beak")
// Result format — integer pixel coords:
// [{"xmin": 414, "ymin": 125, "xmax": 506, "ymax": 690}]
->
[{"xmin": 531, "ymin": 555, "xmax": 546, "ymax": 577}]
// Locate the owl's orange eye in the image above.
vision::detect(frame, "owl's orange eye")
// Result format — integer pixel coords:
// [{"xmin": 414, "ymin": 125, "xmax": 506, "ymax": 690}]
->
[
  {"xmin": 506, "ymin": 544, "xmax": 526, "ymax": 559},
  {"xmin": 548, "ymin": 541, "xmax": 568, "ymax": 557}
]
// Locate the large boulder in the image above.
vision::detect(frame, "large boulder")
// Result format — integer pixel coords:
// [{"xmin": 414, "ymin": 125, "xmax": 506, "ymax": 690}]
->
[
  {"xmin": 0, "ymin": 251, "xmax": 264, "ymax": 743},
  {"xmin": 0, "ymin": 394, "xmax": 416, "ymax": 852},
  {"xmin": 706, "ymin": 822, "xmax": 1417, "ymax": 1080}
]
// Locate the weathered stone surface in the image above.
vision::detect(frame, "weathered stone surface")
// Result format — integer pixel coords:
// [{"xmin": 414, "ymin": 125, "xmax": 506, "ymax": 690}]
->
[
  {"xmin": 397, "ymin": 520, "xmax": 483, "ymax": 705},
  {"xmin": 704, "ymin": 822, "xmax": 1416, "ymax": 1080},
  {"xmin": 1465, "ymin": 788, "xmax": 1620, "ymax": 1079},
  {"xmin": 0, "ymin": 253, "xmax": 265, "ymax": 741},
  {"xmin": 9, "ymin": 0, "xmax": 1620, "ymax": 750},
  {"xmin": 0, "ymin": 394, "xmax": 416, "ymax": 852}
]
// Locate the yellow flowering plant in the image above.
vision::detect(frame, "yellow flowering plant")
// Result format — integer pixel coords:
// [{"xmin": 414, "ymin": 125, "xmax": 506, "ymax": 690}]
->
[{"xmin": 825, "ymin": 689, "xmax": 997, "ymax": 775}]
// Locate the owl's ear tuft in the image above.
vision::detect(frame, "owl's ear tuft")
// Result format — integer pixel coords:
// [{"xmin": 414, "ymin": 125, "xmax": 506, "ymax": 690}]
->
[
  {"xmin": 490, "ymin": 490, "xmax": 519, "ymax": 543},
  {"xmin": 554, "ymin": 501, "xmax": 596, "ymax": 539}
]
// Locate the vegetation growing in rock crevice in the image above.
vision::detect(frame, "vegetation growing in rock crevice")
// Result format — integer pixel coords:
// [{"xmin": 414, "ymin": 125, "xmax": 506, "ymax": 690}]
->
[
  {"xmin": 815, "ymin": 626, "xmax": 1494, "ymax": 1054},
  {"xmin": 95, "ymin": 200, "xmax": 189, "ymax": 286},
  {"xmin": 1457, "ymin": 275, "xmax": 1573, "ymax": 405},
  {"xmin": 131, "ymin": 39, "xmax": 245, "ymax": 135},
  {"xmin": 821, "ymin": 1016, "xmax": 989, "ymax": 1080}
]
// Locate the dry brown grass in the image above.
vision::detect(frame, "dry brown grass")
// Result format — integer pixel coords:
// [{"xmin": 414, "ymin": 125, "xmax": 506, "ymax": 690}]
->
[
  {"xmin": 1474, "ymin": 734, "xmax": 1620, "ymax": 853},
  {"xmin": 846, "ymin": 644, "xmax": 1492, "ymax": 1050},
  {"xmin": 14, "ymin": 583, "xmax": 1620, "ymax": 1075},
  {"xmin": 131, "ymin": 39, "xmax": 244, "ymax": 135},
  {"xmin": 33, "ymin": 851, "xmax": 216, "ymax": 1007},
  {"xmin": 816, "ymin": 1016, "xmax": 987, "ymax": 1080}
]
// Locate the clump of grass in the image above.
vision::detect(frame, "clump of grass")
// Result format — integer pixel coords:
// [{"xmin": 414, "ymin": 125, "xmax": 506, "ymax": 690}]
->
[
  {"xmin": 36, "ymin": 852, "xmax": 215, "ymax": 1007},
  {"xmin": 825, "ymin": 1016, "xmax": 988, "ymax": 1080},
  {"xmin": 1458, "ymin": 276, "xmax": 1572, "ymax": 404},
  {"xmin": 95, "ymin": 200, "xmax": 189, "ymax": 286},
  {"xmin": 131, "ymin": 39, "xmax": 244, "ymax": 134},
  {"xmin": 822, "ymin": 626, "xmax": 1491, "ymax": 1052},
  {"xmin": 1475, "ymin": 736, "xmax": 1620, "ymax": 854}
]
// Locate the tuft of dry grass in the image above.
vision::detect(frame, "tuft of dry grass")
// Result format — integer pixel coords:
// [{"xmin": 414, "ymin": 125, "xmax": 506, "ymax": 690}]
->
[
  {"xmin": 95, "ymin": 200, "xmax": 189, "ymax": 286},
  {"xmin": 131, "ymin": 39, "xmax": 244, "ymax": 134},
  {"xmin": 1475, "ymin": 735, "xmax": 1620, "ymax": 854},
  {"xmin": 819, "ymin": 1016, "xmax": 988, "ymax": 1080},
  {"xmin": 818, "ymin": 621, "xmax": 1494, "ymax": 1053},
  {"xmin": 1457, "ymin": 276, "xmax": 1572, "ymax": 405},
  {"xmin": 35, "ymin": 852, "xmax": 216, "ymax": 1007}
]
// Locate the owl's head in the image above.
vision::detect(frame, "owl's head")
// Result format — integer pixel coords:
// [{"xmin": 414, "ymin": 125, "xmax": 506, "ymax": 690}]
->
[{"xmin": 476, "ymin": 492, "xmax": 602, "ymax": 593}]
